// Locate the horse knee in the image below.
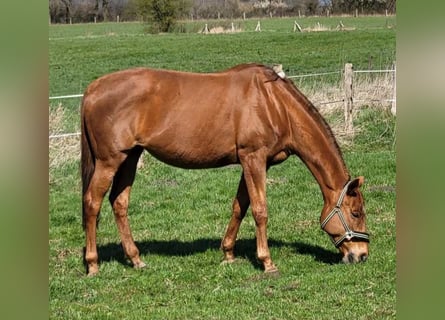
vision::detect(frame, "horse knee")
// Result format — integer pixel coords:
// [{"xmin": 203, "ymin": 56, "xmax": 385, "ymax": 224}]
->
[
  {"xmin": 83, "ymin": 193, "xmax": 101, "ymax": 218},
  {"xmin": 110, "ymin": 196, "xmax": 129, "ymax": 217},
  {"xmin": 251, "ymin": 204, "xmax": 268, "ymax": 225}
]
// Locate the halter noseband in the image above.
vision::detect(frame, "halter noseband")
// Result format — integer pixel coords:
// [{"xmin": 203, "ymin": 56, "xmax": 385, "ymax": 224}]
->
[{"xmin": 320, "ymin": 181, "xmax": 369, "ymax": 248}]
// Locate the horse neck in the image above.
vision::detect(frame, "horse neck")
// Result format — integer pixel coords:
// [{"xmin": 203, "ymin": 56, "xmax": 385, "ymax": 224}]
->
[{"xmin": 287, "ymin": 99, "xmax": 350, "ymax": 204}]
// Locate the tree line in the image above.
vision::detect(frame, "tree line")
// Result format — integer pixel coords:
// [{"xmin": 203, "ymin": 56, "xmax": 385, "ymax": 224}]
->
[{"xmin": 49, "ymin": 0, "xmax": 396, "ymax": 24}]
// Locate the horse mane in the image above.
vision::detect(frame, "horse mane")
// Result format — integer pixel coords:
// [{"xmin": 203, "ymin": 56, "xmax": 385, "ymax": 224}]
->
[
  {"xmin": 226, "ymin": 64, "xmax": 348, "ymax": 176},
  {"xmin": 268, "ymin": 68, "xmax": 350, "ymax": 179},
  {"xmin": 225, "ymin": 62, "xmax": 267, "ymax": 73}
]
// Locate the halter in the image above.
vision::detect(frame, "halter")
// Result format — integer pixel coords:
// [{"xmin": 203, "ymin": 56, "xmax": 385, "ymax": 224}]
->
[{"xmin": 320, "ymin": 181, "xmax": 370, "ymax": 248}]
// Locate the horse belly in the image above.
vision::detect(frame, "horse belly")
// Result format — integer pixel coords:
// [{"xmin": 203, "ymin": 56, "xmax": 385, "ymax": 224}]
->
[
  {"xmin": 146, "ymin": 143, "xmax": 238, "ymax": 169},
  {"xmin": 143, "ymin": 126, "xmax": 238, "ymax": 169}
]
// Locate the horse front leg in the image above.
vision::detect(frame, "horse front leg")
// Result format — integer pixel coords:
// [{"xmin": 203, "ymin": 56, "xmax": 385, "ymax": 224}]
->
[
  {"xmin": 109, "ymin": 147, "xmax": 146, "ymax": 270},
  {"xmin": 221, "ymin": 173, "xmax": 250, "ymax": 263},
  {"xmin": 240, "ymin": 153, "xmax": 278, "ymax": 273}
]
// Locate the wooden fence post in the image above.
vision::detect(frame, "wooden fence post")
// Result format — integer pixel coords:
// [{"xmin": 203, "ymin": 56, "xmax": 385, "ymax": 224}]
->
[
  {"xmin": 343, "ymin": 63, "xmax": 354, "ymax": 132},
  {"xmin": 391, "ymin": 61, "xmax": 396, "ymax": 115},
  {"xmin": 255, "ymin": 21, "xmax": 261, "ymax": 32}
]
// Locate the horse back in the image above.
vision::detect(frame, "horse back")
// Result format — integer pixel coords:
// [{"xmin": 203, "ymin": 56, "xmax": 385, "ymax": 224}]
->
[{"xmin": 81, "ymin": 64, "xmax": 292, "ymax": 168}]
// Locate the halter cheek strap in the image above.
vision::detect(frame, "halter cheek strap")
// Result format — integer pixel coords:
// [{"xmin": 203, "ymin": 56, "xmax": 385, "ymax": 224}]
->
[{"xmin": 320, "ymin": 181, "xmax": 370, "ymax": 248}]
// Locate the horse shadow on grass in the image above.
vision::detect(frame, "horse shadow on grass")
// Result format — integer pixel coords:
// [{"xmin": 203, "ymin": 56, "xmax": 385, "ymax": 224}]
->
[{"xmin": 94, "ymin": 237, "xmax": 341, "ymax": 271}]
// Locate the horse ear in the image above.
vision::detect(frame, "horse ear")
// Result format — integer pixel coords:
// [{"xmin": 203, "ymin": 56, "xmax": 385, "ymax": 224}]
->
[{"xmin": 347, "ymin": 176, "xmax": 365, "ymax": 196}]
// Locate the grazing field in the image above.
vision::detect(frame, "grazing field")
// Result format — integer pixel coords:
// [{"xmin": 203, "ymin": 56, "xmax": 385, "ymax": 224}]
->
[{"xmin": 49, "ymin": 16, "xmax": 396, "ymax": 319}]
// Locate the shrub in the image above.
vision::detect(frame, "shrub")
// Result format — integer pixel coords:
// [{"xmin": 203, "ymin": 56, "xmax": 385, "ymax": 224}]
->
[{"xmin": 137, "ymin": 0, "xmax": 191, "ymax": 33}]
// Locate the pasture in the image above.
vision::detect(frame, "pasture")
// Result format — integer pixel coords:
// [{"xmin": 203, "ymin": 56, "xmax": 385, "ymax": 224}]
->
[{"xmin": 49, "ymin": 16, "xmax": 396, "ymax": 319}]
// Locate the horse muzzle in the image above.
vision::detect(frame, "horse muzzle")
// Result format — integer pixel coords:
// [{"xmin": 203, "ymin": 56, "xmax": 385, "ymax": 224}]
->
[
  {"xmin": 342, "ymin": 251, "xmax": 369, "ymax": 264},
  {"xmin": 340, "ymin": 240, "xmax": 369, "ymax": 263}
]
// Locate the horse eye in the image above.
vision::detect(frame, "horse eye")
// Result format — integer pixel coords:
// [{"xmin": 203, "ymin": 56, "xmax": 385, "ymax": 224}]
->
[{"xmin": 351, "ymin": 212, "xmax": 360, "ymax": 218}]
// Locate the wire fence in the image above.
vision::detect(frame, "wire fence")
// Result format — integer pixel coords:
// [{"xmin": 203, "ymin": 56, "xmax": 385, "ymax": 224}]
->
[{"xmin": 287, "ymin": 71, "xmax": 341, "ymax": 79}]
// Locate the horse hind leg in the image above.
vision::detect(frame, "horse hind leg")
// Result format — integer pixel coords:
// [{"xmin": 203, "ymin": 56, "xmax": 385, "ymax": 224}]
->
[
  {"xmin": 221, "ymin": 173, "xmax": 250, "ymax": 263},
  {"xmin": 83, "ymin": 160, "xmax": 119, "ymax": 276},
  {"xmin": 109, "ymin": 146, "xmax": 146, "ymax": 270}
]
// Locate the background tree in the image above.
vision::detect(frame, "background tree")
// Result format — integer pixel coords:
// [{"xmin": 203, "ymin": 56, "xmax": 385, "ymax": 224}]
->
[
  {"xmin": 94, "ymin": 0, "xmax": 110, "ymax": 21},
  {"xmin": 49, "ymin": 0, "xmax": 396, "ymax": 24},
  {"xmin": 49, "ymin": 0, "xmax": 72, "ymax": 23},
  {"xmin": 136, "ymin": 0, "xmax": 191, "ymax": 33},
  {"xmin": 327, "ymin": 0, "xmax": 395, "ymax": 15},
  {"xmin": 304, "ymin": 0, "xmax": 319, "ymax": 15}
]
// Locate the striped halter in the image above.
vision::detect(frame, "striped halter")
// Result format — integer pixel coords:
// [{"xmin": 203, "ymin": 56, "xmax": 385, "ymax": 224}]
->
[{"xmin": 320, "ymin": 181, "xmax": 370, "ymax": 248}]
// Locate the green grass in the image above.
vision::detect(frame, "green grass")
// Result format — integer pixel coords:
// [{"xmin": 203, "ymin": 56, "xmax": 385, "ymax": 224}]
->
[
  {"xmin": 49, "ymin": 17, "xmax": 396, "ymax": 319},
  {"xmin": 49, "ymin": 16, "xmax": 395, "ymax": 94},
  {"xmin": 49, "ymin": 16, "xmax": 395, "ymax": 134}
]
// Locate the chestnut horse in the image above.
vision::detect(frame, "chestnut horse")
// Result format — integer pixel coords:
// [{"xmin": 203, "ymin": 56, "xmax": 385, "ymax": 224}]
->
[{"xmin": 81, "ymin": 63, "xmax": 369, "ymax": 276}]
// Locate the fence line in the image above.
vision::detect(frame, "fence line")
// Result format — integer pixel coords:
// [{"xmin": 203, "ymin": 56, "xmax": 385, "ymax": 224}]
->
[
  {"xmin": 287, "ymin": 71, "xmax": 340, "ymax": 79},
  {"xmin": 355, "ymin": 99, "xmax": 395, "ymax": 103},
  {"xmin": 48, "ymin": 68, "xmax": 395, "ymax": 101},
  {"xmin": 317, "ymin": 99, "xmax": 344, "ymax": 106},
  {"xmin": 49, "ymin": 65, "xmax": 396, "ymax": 138},
  {"xmin": 49, "ymin": 94, "xmax": 84, "ymax": 100},
  {"xmin": 353, "ymin": 69, "xmax": 395, "ymax": 74},
  {"xmin": 49, "ymin": 132, "xmax": 80, "ymax": 139}
]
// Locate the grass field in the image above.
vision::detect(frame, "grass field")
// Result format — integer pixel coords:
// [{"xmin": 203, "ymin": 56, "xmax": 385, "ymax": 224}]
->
[{"xmin": 49, "ymin": 16, "xmax": 396, "ymax": 319}]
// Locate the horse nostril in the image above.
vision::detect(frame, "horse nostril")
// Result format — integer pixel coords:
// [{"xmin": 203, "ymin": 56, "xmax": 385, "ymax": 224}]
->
[
  {"xmin": 347, "ymin": 253, "xmax": 355, "ymax": 263},
  {"xmin": 360, "ymin": 253, "xmax": 368, "ymax": 262}
]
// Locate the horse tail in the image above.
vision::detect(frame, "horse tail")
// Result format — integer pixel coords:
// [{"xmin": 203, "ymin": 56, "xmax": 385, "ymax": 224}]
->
[{"xmin": 81, "ymin": 97, "xmax": 95, "ymax": 230}]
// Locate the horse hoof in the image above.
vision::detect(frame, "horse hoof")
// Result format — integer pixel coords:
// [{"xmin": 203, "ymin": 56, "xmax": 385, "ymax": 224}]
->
[
  {"xmin": 87, "ymin": 269, "xmax": 99, "ymax": 277},
  {"xmin": 221, "ymin": 258, "xmax": 236, "ymax": 265},
  {"xmin": 87, "ymin": 265, "xmax": 99, "ymax": 276},
  {"xmin": 264, "ymin": 269, "xmax": 280, "ymax": 278},
  {"xmin": 134, "ymin": 261, "xmax": 147, "ymax": 269},
  {"xmin": 264, "ymin": 265, "xmax": 279, "ymax": 274}
]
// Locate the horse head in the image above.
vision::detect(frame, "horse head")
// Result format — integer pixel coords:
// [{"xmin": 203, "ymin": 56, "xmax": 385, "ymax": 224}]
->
[{"xmin": 321, "ymin": 176, "xmax": 369, "ymax": 263}]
